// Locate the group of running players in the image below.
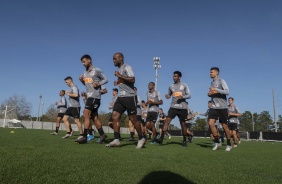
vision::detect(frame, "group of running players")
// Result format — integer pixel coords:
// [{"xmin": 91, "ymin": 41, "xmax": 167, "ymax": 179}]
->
[{"xmin": 51, "ymin": 52, "xmax": 242, "ymax": 151}]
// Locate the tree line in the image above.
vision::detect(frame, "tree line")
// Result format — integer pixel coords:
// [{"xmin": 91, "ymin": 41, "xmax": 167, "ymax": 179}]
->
[{"xmin": 1, "ymin": 94, "xmax": 281, "ymax": 131}]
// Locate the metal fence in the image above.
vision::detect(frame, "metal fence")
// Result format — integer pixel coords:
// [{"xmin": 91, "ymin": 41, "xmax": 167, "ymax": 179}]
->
[{"xmin": 0, "ymin": 119, "xmax": 132, "ymax": 134}]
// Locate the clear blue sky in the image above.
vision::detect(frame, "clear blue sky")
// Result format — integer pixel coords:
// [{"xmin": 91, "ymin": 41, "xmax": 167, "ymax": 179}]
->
[{"xmin": 1, "ymin": 0, "xmax": 282, "ymax": 126}]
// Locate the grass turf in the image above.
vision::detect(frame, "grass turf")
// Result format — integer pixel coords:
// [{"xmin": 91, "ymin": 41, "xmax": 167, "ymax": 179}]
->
[{"xmin": 0, "ymin": 128, "xmax": 282, "ymax": 184}]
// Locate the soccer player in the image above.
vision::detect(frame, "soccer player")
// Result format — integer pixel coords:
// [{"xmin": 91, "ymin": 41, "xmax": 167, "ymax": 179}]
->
[
  {"xmin": 207, "ymin": 67, "xmax": 232, "ymax": 151},
  {"xmin": 51, "ymin": 90, "xmax": 68, "ymax": 135},
  {"xmin": 186, "ymin": 103, "xmax": 196, "ymax": 143},
  {"xmin": 197, "ymin": 101, "xmax": 224, "ymax": 145},
  {"xmin": 228, "ymin": 97, "xmax": 242, "ymax": 147},
  {"xmin": 141, "ymin": 100, "xmax": 149, "ymax": 139},
  {"xmin": 62, "ymin": 76, "xmax": 83, "ymax": 139},
  {"xmin": 108, "ymin": 88, "xmax": 119, "ymax": 130},
  {"xmin": 81, "ymin": 85, "xmax": 108, "ymax": 142},
  {"xmin": 145, "ymin": 82, "xmax": 163, "ymax": 144},
  {"xmin": 158, "ymin": 108, "xmax": 171, "ymax": 140},
  {"xmin": 156, "ymin": 71, "xmax": 191, "ymax": 147},
  {"xmin": 76, "ymin": 54, "xmax": 108, "ymax": 144},
  {"xmin": 106, "ymin": 52, "xmax": 146, "ymax": 148},
  {"xmin": 128, "ymin": 87, "xmax": 142, "ymax": 141}
]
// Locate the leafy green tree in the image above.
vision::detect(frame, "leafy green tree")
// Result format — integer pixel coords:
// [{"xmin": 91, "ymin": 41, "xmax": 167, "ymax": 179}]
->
[
  {"xmin": 238, "ymin": 111, "xmax": 259, "ymax": 131},
  {"xmin": 193, "ymin": 117, "xmax": 207, "ymax": 131},
  {"xmin": 256, "ymin": 111, "xmax": 272, "ymax": 131}
]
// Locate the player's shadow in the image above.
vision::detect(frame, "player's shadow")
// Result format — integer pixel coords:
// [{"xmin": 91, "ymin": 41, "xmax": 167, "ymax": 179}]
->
[
  {"xmin": 195, "ymin": 142, "xmax": 213, "ymax": 149},
  {"xmin": 165, "ymin": 141, "xmax": 183, "ymax": 146},
  {"xmin": 138, "ymin": 170, "xmax": 195, "ymax": 184}
]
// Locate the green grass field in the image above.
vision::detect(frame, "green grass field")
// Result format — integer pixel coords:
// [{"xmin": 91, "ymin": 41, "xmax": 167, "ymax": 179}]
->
[{"xmin": 0, "ymin": 128, "xmax": 281, "ymax": 184}]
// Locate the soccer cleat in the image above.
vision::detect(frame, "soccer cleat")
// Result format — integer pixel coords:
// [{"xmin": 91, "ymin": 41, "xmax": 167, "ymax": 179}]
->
[
  {"xmin": 238, "ymin": 140, "xmax": 241, "ymax": 144},
  {"xmin": 70, "ymin": 131, "xmax": 74, "ymax": 136},
  {"xmin": 225, "ymin": 145, "xmax": 232, "ymax": 151},
  {"xmin": 155, "ymin": 138, "xmax": 163, "ymax": 145},
  {"xmin": 98, "ymin": 134, "xmax": 107, "ymax": 144},
  {"xmin": 212, "ymin": 143, "xmax": 219, "ymax": 150},
  {"xmin": 182, "ymin": 141, "xmax": 187, "ymax": 147},
  {"xmin": 77, "ymin": 135, "xmax": 84, "ymax": 140},
  {"xmin": 50, "ymin": 132, "xmax": 58, "ymax": 135},
  {"xmin": 150, "ymin": 141, "xmax": 156, "ymax": 144},
  {"xmin": 136, "ymin": 138, "xmax": 146, "ymax": 149},
  {"xmin": 168, "ymin": 134, "xmax": 172, "ymax": 140},
  {"xmin": 62, "ymin": 134, "xmax": 72, "ymax": 139},
  {"xmin": 87, "ymin": 134, "xmax": 94, "ymax": 142},
  {"xmin": 105, "ymin": 139, "xmax": 121, "ymax": 147},
  {"xmin": 95, "ymin": 138, "xmax": 100, "ymax": 143},
  {"xmin": 75, "ymin": 136, "xmax": 87, "ymax": 144},
  {"xmin": 233, "ymin": 144, "xmax": 238, "ymax": 148},
  {"xmin": 127, "ymin": 137, "xmax": 135, "ymax": 141}
]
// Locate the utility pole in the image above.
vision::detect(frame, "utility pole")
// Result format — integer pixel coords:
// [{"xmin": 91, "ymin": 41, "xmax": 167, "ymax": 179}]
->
[
  {"xmin": 273, "ymin": 89, "xmax": 277, "ymax": 132},
  {"xmin": 37, "ymin": 95, "xmax": 42, "ymax": 122}
]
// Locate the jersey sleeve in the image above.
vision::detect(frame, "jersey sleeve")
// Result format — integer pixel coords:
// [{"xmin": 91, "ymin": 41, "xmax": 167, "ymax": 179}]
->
[
  {"xmin": 98, "ymin": 69, "xmax": 108, "ymax": 85},
  {"xmin": 72, "ymin": 86, "xmax": 79, "ymax": 94},
  {"xmin": 216, "ymin": 79, "xmax": 229, "ymax": 95},
  {"xmin": 125, "ymin": 65, "xmax": 135, "ymax": 77},
  {"xmin": 167, "ymin": 86, "xmax": 172, "ymax": 96},
  {"xmin": 182, "ymin": 84, "xmax": 191, "ymax": 99}
]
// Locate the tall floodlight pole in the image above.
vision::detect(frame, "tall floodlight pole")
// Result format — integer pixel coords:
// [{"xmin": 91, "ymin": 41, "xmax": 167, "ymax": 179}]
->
[
  {"xmin": 37, "ymin": 95, "xmax": 42, "ymax": 122},
  {"xmin": 272, "ymin": 89, "xmax": 277, "ymax": 132},
  {"xmin": 153, "ymin": 57, "xmax": 161, "ymax": 91},
  {"xmin": 40, "ymin": 102, "xmax": 44, "ymax": 121}
]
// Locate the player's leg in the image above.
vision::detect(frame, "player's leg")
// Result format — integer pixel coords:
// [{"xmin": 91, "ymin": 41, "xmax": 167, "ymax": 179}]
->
[
  {"xmin": 106, "ymin": 97, "xmax": 124, "ymax": 147},
  {"xmin": 236, "ymin": 129, "xmax": 241, "ymax": 144},
  {"xmin": 179, "ymin": 120, "xmax": 188, "ymax": 146},
  {"xmin": 129, "ymin": 114, "xmax": 145, "ymax": 148},
  {"xmin": 218, "ymin": 110, "xmax": 232, "ymax": 151},
  {"xmin": 156, "ymin": 108, "xmax": 175, "ymax": 144},
  {"xmin": 91, "ymin": 114, "xmax": 107, "ymax": 143},
  {"xmin": 86, "ymin": 120, "xmax": 95, "ymax": 141},
  {"xmin": 62, "ymin": 114, "xmax": 71, "ymax": 139},
  {"xmin": 51, "ymin": 115, "xmax": 62, "ymax": 135},
  {"xmin": 74, "ymin": 118, "xmax": 83, "ymax": 138},
  {"xmin": 128, "ymin": 120, "xmax": 135, "ymax": 141}
]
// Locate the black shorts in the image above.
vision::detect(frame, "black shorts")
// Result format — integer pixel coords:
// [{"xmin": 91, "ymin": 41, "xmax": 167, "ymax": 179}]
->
[
  {"xmin": 146, "ymin": 112, "xmax": 158, "ymax": 123},
  {"xmin": 208, "ymin": 108, "xmax": 229, "ymax": 124},
  {"xmin": 113, "ymin": 96, "xmax": 137, "ymax": 115},
  {"xmin": 186, "ymin": 123, "xmax": 192, "ymax": 130},
  {"xmin": 159, "ymin": 121, "xmax": 165, "ymax": 129},
  {"xmin": 57, "ymin": 113, "xmax": 65, "ymax": 118},
  {"xmin": 85, "ymin": 98, "xmax": 101, "ymax": 113},
  {"xmin": 228, "ymin": 123, "xmax": 238, "ymax": 130},
  {"xmin": 64, "ymin": 107, "xmax": 81, "ymax": 119},
  {"xmin": 167, "ymin": 108, "xmax": 188, "ymax": 122},
  {"xmin": 137, "ymin": 115, "xmax": 143, "ymax": 123}
]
